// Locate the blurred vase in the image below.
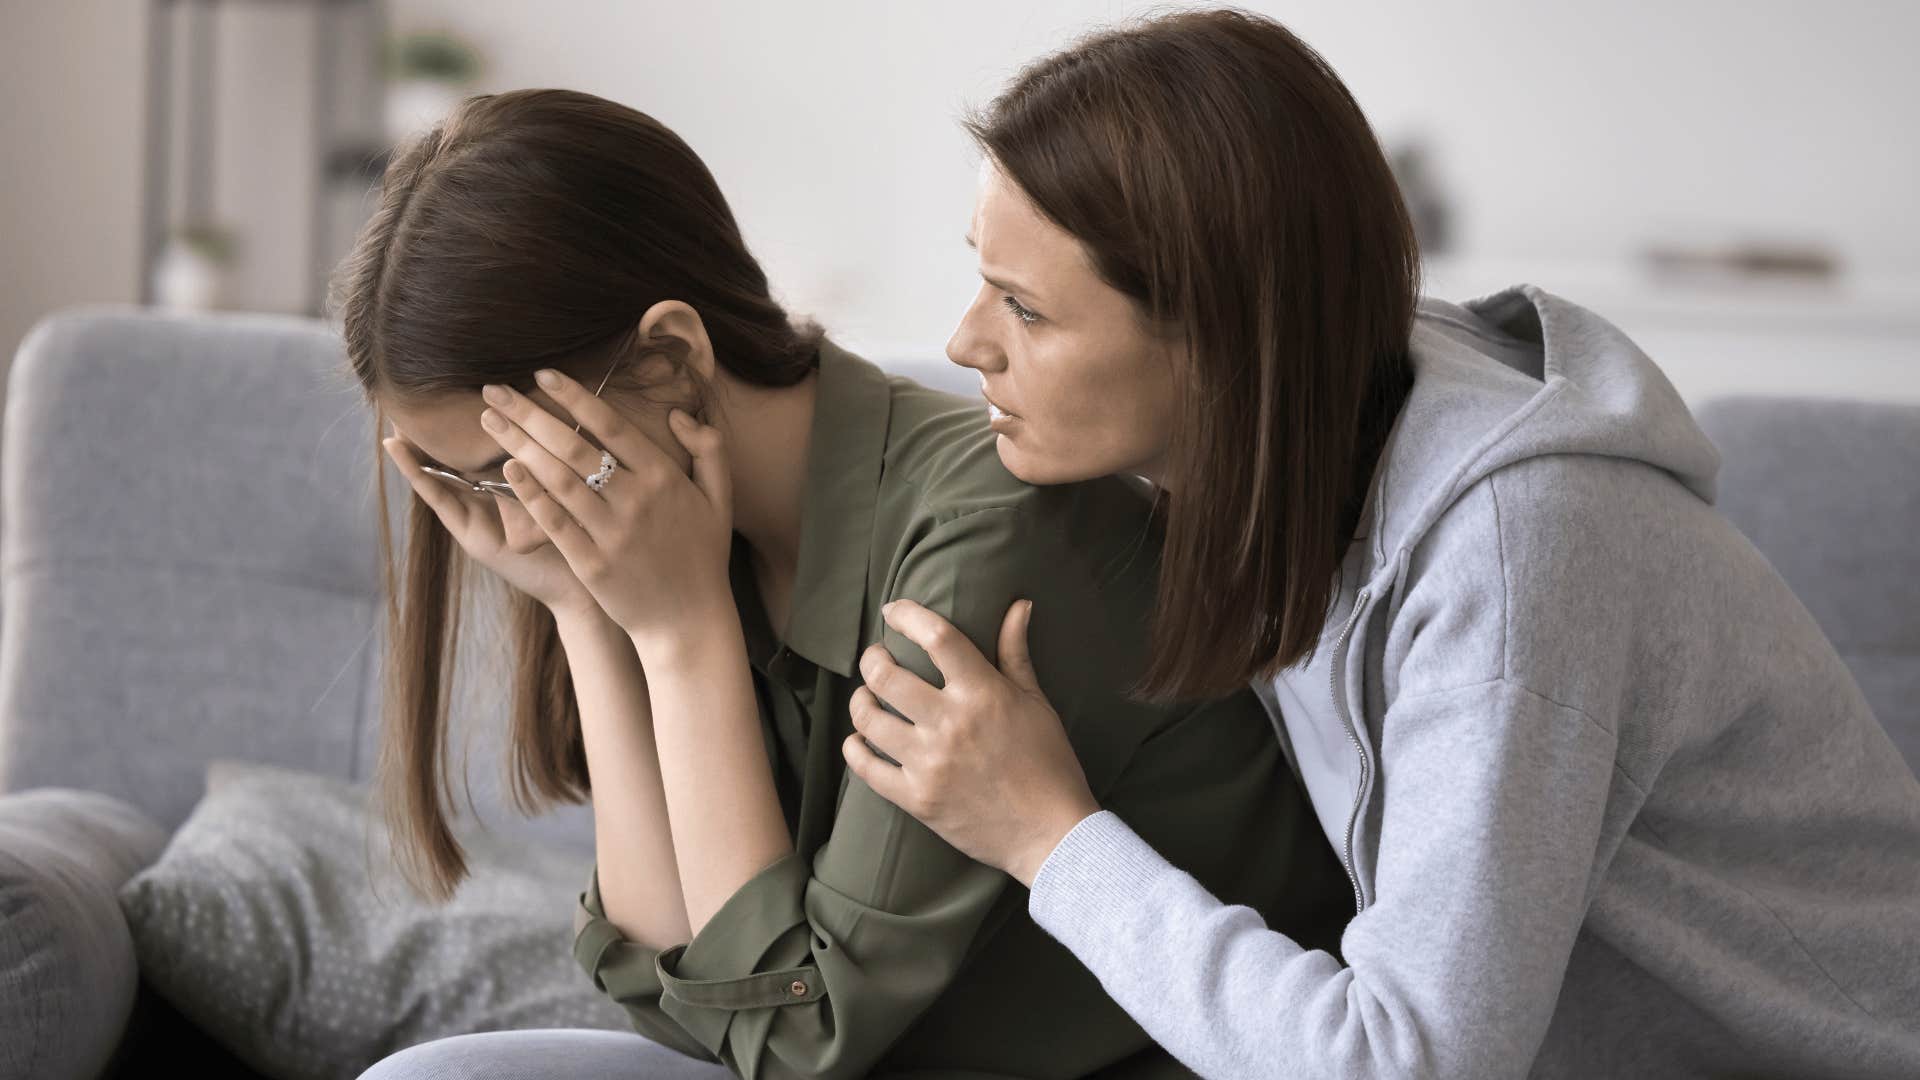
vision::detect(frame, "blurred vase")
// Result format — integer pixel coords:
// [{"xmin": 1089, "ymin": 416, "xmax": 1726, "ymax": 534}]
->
[
  {"xmin": 384, "ymin": 79, "xmax": 465, "ymax": 142},
  {"xmin": 151, "ymin": 239, "xmax": 224, "ymax": 311}
]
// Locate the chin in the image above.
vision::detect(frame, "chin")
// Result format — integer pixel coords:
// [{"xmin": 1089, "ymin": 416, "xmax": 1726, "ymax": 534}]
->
[{"xmin": 994, "ymin": 434, "xmax": 1099, "ymax": 487}]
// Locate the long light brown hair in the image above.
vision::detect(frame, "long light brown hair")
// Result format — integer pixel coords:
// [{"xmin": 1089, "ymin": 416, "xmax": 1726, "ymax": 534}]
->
[
  {"xmin": 327, "ymin": 89, "xmax": 820, "ymax": 902},
  {"xmin": 965, "ymin": 7, "xmax": 1421, "ymax": 701}
]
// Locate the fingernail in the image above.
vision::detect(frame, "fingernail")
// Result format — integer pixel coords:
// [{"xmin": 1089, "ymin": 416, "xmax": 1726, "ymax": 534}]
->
[
  {"xmin": 481, "ymin": 409, "xmax": 506, "ymax": 432},
  {"xmin": 536, "ymin": 369, "xmax": 560, "ymax": 390},
  {"xmin": 882, "ymin": 601, "xmax": 896, "ymax": 615},
  {"xmin": 482, "ymin": 384, "xmax": 510, "ymax": 406}
]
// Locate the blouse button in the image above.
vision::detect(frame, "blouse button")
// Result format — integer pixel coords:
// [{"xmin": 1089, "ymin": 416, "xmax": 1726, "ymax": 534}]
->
[{"xmin": 788, "ymin": 979, "xmax": 809, "ymax": 997}]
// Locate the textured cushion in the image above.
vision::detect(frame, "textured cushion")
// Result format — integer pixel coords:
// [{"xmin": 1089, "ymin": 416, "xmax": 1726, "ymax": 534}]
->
[
  {"xmin": 0, "ymin": 788, "xmax": 169, "ymax": 1080},
  {"xmin": 116, "ymin": 758, "xmax": 629, "ymax": 1080}
]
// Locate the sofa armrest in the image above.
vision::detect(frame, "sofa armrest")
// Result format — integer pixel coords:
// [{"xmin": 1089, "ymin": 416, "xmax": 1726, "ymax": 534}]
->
[{"xmin": 0, "ymin": 788, "xmax": 169, "ymax": 1080}]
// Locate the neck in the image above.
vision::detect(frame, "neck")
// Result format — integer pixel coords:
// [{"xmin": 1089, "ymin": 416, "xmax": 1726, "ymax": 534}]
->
[{"xmin": 717, "ymin": 371, "xmax": 817, "ymax": 580}]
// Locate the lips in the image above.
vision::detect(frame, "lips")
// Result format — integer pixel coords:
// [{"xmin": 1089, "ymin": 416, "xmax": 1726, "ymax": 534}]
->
[{"xmin": 981, "ymin": 382, "xmax": 1019, "ymax": 420}]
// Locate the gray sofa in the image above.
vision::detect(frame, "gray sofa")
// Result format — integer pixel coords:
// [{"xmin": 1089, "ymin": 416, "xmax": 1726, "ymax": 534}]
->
[{"xmin": 0, "ymin": 304, "xmax": 1914, "ymax": 1079}]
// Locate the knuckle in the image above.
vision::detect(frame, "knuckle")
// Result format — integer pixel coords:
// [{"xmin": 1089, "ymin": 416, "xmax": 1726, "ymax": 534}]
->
[
  {"xmin": 926, "ymin": 623, "xmax": 956, "ymax": 651},
  {"xmin": 915, "ymin": 776, "xmax": 945, "ymax": 814}
]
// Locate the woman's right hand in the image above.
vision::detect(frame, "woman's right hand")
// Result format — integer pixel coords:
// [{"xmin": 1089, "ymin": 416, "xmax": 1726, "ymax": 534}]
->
[{"xmin": 381, "ymin": 433, "xmax": 603, "ymax": 622}]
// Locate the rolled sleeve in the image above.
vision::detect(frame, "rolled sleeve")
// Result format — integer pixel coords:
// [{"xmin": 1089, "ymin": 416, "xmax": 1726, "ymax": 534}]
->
[
  {"xmin": 652, "ymin": 850, "xmax": 823, "ymax": 1047},
  {"xmin": 572, "ymin": 861, "xmax": 721, "ymax": 1063}
]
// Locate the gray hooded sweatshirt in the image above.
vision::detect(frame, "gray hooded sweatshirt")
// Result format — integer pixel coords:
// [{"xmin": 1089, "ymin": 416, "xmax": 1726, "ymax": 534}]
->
[{"xmin": 1026, "ymin": 284, "xmax": 1920, "ymax": 1078}]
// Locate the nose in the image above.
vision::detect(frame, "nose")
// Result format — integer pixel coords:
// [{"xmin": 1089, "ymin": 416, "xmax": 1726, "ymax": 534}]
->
[{"xmin": 946, "ymin": 285, "xmax": 1007, "ymax": 375}]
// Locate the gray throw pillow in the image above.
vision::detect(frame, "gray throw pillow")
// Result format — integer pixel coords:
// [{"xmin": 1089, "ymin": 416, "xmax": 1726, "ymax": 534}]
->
[
  {"xmin": 0, "ymin": 787, "xmax": 169, "ymax": 1080},
  {"xmin": 116, "ymin": 758, "xmax": 629, "ymax": 1080}
]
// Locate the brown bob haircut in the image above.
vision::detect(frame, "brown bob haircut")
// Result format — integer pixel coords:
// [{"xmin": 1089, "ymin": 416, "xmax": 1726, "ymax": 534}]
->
[
  {"xmin": 964, "ymin": 7, "xmax": 1420, "ymax": 701},
  {"xmin": 327, "ymin": 89, "xmax": 820, "ymax": 902}
]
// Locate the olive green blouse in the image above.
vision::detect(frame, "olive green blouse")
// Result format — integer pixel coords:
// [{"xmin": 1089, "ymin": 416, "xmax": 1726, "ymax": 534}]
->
[{"xmin": 571, "ymin": 339, "xmax": 1352, "ymax": 1078}]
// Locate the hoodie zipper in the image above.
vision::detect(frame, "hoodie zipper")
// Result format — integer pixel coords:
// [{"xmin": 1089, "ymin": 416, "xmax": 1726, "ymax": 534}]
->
[{"xmin": 1329, "ymin": 587, "xmax": 1372, "ymax": 915}]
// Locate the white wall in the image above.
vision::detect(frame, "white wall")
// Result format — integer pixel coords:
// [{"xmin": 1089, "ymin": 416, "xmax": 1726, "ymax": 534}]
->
[
  {"xmin": 385, "ymin": 0, "xmax": 1920, "ymax": 402},
  {"xmin": 0, "ymin": 0, "xmax": 146, "ymax": 376},
  {"xmin": 4, "ymin": 1, "xmax": 1916, "ymax": 401}
]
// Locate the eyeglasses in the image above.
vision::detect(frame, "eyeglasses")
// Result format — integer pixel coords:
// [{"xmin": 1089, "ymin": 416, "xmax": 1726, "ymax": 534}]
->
[{"xmin": 417, "ymin": 355, "xmax": 620, "ymax": 501}]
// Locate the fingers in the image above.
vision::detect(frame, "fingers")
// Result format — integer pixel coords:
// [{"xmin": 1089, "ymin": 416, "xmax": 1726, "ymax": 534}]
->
[
  {"xmin": 522, "ymin": 367, "xmax": 676, "ymax": 482},
  {"xmin": 478, "ymin": 388, "xmax": 615, "ymax": 525},
  {"xmin": 848, "ymin": 685, "xmax": 921, "ymax": 764},
  {"xmin": 482, "ymin": 381, "xmax": 617, "ymax": 489},
  {"xmin": 879, "ymin": 599, "xmax": 994, "ymax": 686},
  {"xmin": 841, "ymin": 731, "xmax": 914, "ymax": 809},
  {"xmin": 995, "ymin": 599, "xmax": 1041, "ymax": 691},
  {"xmin": 498, "ymin": 457, "xmax": 599, "ymax": 569},
  {"xmin": 383, "ymin": 435, "xmax": 479, "ymax": 535},
  {"xmin": 668, "ymin": 409, "xmax": 732, "ymax": 522},
  {"xmin": 857, "ymin": 641, "xmax": 947, "ymax": 722}
]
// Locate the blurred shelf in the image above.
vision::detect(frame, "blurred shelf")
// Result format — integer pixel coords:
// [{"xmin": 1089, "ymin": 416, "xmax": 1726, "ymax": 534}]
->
[{"xmin": 1423, "ymin": 255, "xmax": 1920, "ymax": 338}]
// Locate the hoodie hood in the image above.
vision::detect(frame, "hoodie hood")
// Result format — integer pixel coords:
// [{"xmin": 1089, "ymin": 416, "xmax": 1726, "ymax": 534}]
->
[{"xmin": 1356, "ymin": 283, "xmax": 1723, "ymax": 572}]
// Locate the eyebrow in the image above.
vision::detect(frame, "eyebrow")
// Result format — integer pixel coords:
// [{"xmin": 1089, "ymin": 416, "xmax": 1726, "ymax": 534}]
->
[{"xmin": 963, "ymin": 232, "xmax": 1042, "ymax": 303}]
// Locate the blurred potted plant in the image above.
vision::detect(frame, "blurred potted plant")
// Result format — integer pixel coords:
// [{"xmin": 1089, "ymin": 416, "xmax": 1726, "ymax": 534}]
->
[
  {"xmin": 383, "ymin": 29, "xmax": 484, "ymax": 142},
  {"xmin": 151, "ymin": 222, "xmax": 238, "ymax": 311}
]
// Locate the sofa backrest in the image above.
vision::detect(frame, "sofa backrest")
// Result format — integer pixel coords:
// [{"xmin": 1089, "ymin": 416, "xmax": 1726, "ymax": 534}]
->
[
  {"xmin": 0, "ymin": 305, "xmax": 597, "ymax": 856},
  {"xmin": 1695, "ymin": 395, "xmax": 1920, "ymax": 773}
]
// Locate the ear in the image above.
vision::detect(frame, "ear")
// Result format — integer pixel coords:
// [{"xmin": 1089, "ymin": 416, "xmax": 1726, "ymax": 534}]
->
[{"xmin": 635, "ymin": 300, "xmax": 718, "ymax": 385}]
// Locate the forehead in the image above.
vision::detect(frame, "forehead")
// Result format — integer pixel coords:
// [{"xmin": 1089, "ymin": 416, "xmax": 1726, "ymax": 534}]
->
[{"xmin": 972, "ymin": 160, "xmax": 1095, "ymax": 285}]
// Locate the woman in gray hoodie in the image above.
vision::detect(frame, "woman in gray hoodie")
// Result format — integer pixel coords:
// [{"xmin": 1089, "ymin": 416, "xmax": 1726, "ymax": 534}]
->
[{"xmin": 844, "ymin": 9, "xmax": 1920, "ymax": 1078}]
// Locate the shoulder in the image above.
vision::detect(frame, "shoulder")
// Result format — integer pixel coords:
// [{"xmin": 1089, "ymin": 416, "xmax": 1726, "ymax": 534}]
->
[
  {"xmin": 1408, "ymin": 451, "xmax": 1709, "ymax": 594},
  {"xmin": 875, "ymin": 370, "xmax": 1162, "ymax": 576},
  {"xmin": 1391, "ymin": 453, "xmax": 1717, "ymax": 716}
]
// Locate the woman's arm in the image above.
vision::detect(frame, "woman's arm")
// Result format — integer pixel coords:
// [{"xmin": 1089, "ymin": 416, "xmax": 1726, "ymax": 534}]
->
[
  {"xmin": 633, "ymin": 606, "xmax": 793, "ymax": 935},
  {"xmin": 845, "ymin": 477, "xmax": 1640, "ymax": 1079},
  {"xmin": 558, "ymin": 607, "xmax": 691, "ymax": 950},
  {"xmin": 1027, "ymin": 679, "xmax": 1617, "ymax": 1080},
  {"xmin": 861, "ymin": 599, "xmax": 1617, "ymax": 1078},
  {"xmin": 565, "ymin": 606, "xmax": 736, "ymax": 1063}
]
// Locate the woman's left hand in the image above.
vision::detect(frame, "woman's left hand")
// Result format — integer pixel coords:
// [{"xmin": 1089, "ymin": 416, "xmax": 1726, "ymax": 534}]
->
[
  {"xmin": 479, "ymin": 371, "xmax": 734, "ymax": 651},
  {"xmin": 843, "ymin": 598, "xmax": 1102, "ymax": 888}
]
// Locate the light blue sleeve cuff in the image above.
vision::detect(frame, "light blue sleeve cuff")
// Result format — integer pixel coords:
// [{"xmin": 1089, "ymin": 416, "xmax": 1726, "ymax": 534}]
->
[{"xmin": 1027, "ymin": 809, "xmax": 1181, "ymax": 961}]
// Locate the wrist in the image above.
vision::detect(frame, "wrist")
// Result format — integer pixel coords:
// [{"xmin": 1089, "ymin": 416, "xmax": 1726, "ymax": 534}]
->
[
  {"xmin": 551, "ymin": 602, "xmax": 620, "ymax": 640},
  {"xmin": 628, "ymin": 600, "xmax": 742, "ymax": 670},
  {"xmin": 1010, "ymin": 798, "xmax": 1102, "ymax": 889}
]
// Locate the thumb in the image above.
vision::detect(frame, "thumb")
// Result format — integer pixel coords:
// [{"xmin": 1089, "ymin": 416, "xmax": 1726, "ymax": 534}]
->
[
  {"xmin": 996, "ymin": 599, "xmax": 1040, "ymax": 692},
  {"xmin": 668, "ymin": 409, "xmax": 732, "ymax": 521}
]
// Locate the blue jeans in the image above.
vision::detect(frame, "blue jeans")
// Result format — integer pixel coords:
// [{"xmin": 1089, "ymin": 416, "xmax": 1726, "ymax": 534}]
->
[{"xmin": 355, "ymin": 1028, "xmax": 737, "ymax": 1080}]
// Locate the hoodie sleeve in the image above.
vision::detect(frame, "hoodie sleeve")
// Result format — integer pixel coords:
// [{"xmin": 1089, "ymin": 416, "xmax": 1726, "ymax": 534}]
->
[{"xmin": 1026, "ymin": 473, "xmax": 1635, "ymax": 1079}]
